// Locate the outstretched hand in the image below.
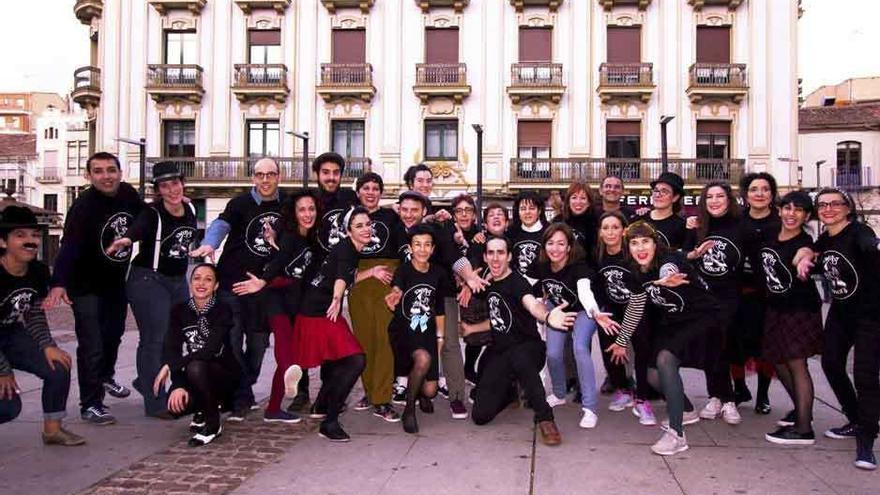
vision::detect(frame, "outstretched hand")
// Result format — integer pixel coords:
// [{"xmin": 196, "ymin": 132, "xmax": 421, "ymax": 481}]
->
[
  {"xmin": 547, "ymin": 301, "xmax": 578, "ymax": 330},
  {"xmin": 605, "ymin": 343, "xmax": 629, "ymax": 364},
  {"xmin": 594, "ymin": 312, "xmax": 621, "ymax": 335},
  {"xmin": 232, "ymin": 272, "xmax": 267, "ymax": 296},
  {"xmin": 653, "ymin": 272, "xmax": 689, "ymax": 288}
]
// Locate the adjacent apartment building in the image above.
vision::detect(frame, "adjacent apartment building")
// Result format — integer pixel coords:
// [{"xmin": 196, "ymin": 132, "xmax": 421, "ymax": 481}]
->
[{"xmin": 71, "ymin": 0, "xmax": 800, "ymax": 217}]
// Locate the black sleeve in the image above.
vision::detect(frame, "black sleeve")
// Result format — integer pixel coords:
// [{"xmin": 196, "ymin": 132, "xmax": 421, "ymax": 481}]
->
[
  {"xmin": 391, "ymin": 262, "xmax": 406, "ymax": 290},
  {"xmin": 262, "ymin": 229, "xmax": 297, "ymax": 281},
  {"xmin": 683, "ymin": 227, "xmax": 698, "ymax": 252},
  {"xmin": 434, "ymin": 224, "xmax": 464, "ymax": 269},
  {"xmin": 164, "ymin": 305, "xmax": 187, "ymax": 388},
  {"xmin": 50, "ymin": 199, "xmax": 89, "ymax": 288},
  {"xmin": 185, "ymin": 305, "xmax": 234, "ymax": 364},
  {"xmin": 854, "ymin": 224, "xmax": 880, "ymax": 271},
  {"xmin": 218, "ymin": 196, "xmax": 242, "ymax": 225},
  {"xmin": 591, "ymin": 270, "xmax": 611, "ymax": 309},
  {"xmin": 126, "ymin": 207, "xmax": 160, "ymax": 244},
  {"xmin": 334, "ymin": 242, "xmax": 359, "ymax": 287}
]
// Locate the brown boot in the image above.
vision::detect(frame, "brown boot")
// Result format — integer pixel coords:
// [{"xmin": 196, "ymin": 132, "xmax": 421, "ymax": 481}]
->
[
  {"xmin": 538, "ymin": 420, "xmax": 562, "ymax": 446},
  {"xmin": 42, "ymin": 428, "xmax": 86, "ymax": 446}
]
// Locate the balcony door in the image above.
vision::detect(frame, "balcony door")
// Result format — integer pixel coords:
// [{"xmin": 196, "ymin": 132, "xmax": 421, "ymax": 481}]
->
[
  {"xmin": 517, "ymin": 120, "xmax": 551, "ymax": 179},
  {"xmin": 518, "ymin": 27, "xmax": 552, "ymax": 83},
  {"xmin": 425, "ymin": 28, "xmax": 459, "ymax": 84},
  {"xmin": 606, "ymin": 121, "xmax": 641, "ymax": 180},
  {"xmin": 695, "ymin": 26, "xmax": 731, "ymax": 85},
  {"xmin": 332, "ymin": 29, "xmax": 366, "ymax": 64},
  {"xmin": 696, "ymin": 120, "xmax": 731, "ymax": 180},
  {"xmin": 247, "ymin": 30, "xmax": 282, "ymax": 84},
  {"xmin": 163, "ymin": 120, "xmax": 195, "ymax": 158},
  {"xmin": 164, "ymin": 30, "xmax": 197, "ymax": 84},
  {"xmin": 606, "ymin": 27, "xmax": 641, "ymax": 84},
  {"xmin": 837, "ymin": 141, "xmax": 862, "ymax": 187}
]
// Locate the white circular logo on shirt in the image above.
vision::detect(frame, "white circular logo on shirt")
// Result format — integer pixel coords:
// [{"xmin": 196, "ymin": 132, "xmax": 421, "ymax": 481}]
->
[
  {"xmin": 699, "ymin": 236, "xmax": 741, "ymax": 277},
  {"xmin": 162, "ymin": 226, "xmax": 196, "ymax": 260},
  {"xmin": 101, "ymin": 212, "xmax": 134, "ymax": 262},
  {"xmin": 285, "ymin": 248, "xmax": 314, "ymax": 279},
  {"xmin": 514, "ymin": 240, "xmax": 541, "ymax": 275},
  {"xmin": 760, "ymin": 248, "xmax": 793, "ymax": 294},
  {"xmin": 360, "ymin": 220, "xmax": 389, "ymax": 256},
  {"xmin": 487, "ymin": 291, "xmax": 513, "ymax": 334},
  {"xmin": 644, "ymin": 284, "xmax": 685, "ymax": 313},
  {"xmin": 821, "ymin": 250, "xmax": 859, "ymax": 300},
  {"xmin": 600, "ymin": 265, "xmax": 632, "ymax": 305},
  {"xmin": 320, "ymin": 208, "xmax": 347, "ymax": 252},
  {"xmin": 245, "ymin": 212, "xmax": 281, "ymax": 257},
  {"xmin": 402, "ymin": 283, "xmax": 436, "ymax": 333},
  {"xmin": 0, "ymin": 288, "xmax": 36, "ymax": 326},
  {"xmin": 542, "ymin": 278, "xmax": 576, "ymax": 308}
]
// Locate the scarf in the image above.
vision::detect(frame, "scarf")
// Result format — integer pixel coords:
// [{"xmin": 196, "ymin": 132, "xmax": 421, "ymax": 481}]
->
[{"xmin": 187, "ymin": 296, "xmax": 217, "ymax": 356}]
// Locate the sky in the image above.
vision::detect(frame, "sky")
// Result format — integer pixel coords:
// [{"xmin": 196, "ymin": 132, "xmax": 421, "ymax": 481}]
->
[{"xmin": 0, "ymin": 0, "xmax": 878, "ymax": 98}]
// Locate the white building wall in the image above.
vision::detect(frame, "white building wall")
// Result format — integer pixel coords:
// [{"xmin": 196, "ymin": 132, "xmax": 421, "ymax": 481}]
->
[{"xmin": 799, "ymin": 130, "xmax": 880, "ymax": 189}]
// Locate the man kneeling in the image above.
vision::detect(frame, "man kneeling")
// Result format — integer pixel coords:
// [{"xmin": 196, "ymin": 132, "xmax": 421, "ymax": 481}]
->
[{"xmin": 461, "ymin": 237, "xmax": 575, "ymax": 445}]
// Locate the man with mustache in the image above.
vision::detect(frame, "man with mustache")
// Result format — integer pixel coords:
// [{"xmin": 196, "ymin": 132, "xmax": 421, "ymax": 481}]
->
[{"xmin": 44, "ymin": 152, "xmax": 143, "ymax": 425}]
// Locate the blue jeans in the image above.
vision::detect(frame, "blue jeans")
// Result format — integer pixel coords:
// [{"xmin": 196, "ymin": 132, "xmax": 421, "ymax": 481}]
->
[
  {"xmin": 0, "ymin": 327, "xmax": 70, "ymax": 421},
  {"xmin": 71, "ymin": 291, "xmax": 128, "ymax": 411},
  {"xmin": 126, "ymin": 266, "xmax": 188, "ymax": 416},
  {"xmin": 218, "ymin": 290, "xmax": 270, "ymax": 409},
  {"xmin": 546, "ymin": 311, "xmax": 598, "ymax": 411}
]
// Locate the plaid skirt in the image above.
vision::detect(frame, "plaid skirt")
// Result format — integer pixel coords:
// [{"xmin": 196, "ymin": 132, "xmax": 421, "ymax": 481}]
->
[{"xmin": 762, "ymin": 307, "xmax": 823, "ymax": 364}]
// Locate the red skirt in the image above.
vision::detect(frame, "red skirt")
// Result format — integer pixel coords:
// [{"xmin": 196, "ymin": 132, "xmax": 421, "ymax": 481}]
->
[{"xmin": 291, "ymin": 315, "xmax": 364, "ymax": 369}]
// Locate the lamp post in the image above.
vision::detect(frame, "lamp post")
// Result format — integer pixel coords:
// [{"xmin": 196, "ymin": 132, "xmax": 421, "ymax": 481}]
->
[
  {"xmin": 660, "ymin": 115, "xmax": 674, "ymax": 174},
  {"xmin": 815, "ymin": 159, "xmax": 827, "ymax": 190},
  {"xmin": 115, "ymin": 137, "xmax": 147, "ymax": 199},
  {"xmin": 287, "ymin": 131, "xmax": 310, "ymax": 189},
  {"xmin": 472, "ymin": 124, "xmax": 484, "ymax": 224}
]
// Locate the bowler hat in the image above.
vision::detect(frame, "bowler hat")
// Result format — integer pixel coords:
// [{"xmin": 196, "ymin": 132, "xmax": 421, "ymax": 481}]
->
[
  {"xmin": 650, "ymin": 172, "xmax": 685, "ymax": 197},
  {"xmin": 0, "ymin": 206, "xmax": 41, "ymax": 230}
]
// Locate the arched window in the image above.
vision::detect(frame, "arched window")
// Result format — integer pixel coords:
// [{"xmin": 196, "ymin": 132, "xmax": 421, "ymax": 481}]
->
[{"xmin": 837, "ymin": 141, "xmax": 862, "ymax": 187}]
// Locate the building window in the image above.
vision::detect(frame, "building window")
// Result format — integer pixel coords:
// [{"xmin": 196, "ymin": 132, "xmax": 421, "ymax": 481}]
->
[
  {"xmin": 163, "ymin": 120, "xmax": 196, "ymax": 157},
  {"xmin": 695, "ymin": 26, "xmax": 732, "ymax": 86},
  {"xmin": 517, "ymin": 120, "xmax": 551, "ymax": 179},
  {"xmin": 44, "ymin": 127, "xmax": 58, "ymax": 139},
  {"xmin": 66, "ymin": 186, "xmax": 84, "ymax": 208},
  {"xmin": 424, "ymin": 120, "xmax": 458, "ymax": 161},
  {"xmin": 426, "ymin": 28, "xmax": 459, "ymax": 64},
  {"xmin": 44, "ymin": 194, "xmax": 58, "ymax": 212},
  {"xmin": 247, "ymin": 30, "xmax": 283, "ymax": 84},
  {"xmin": 331, "ymin": 29, "xmax": 366, "ymax": 64},
  {"xmin": 164, "ymin": 30, "xmax": 198, "ymax": 84},
  {"xmin": 0, "ymin": 179, "xmax": 17, "ymax": 196},
  {"xmin": 67, "ymin": 140, "xmax": 88, "ymax": 173},
  {"xmin": 696, "ymin": 120, "xmax": 732, "ymax": 180},
  {"xmin": 246, "ymin": 120, "xmax": 280, "ymax": 157},
  {"xmin": 606, "ymin": 120, "xmax": 641, "ymax": 179},
  {"xmin": 517, "ymin": 27, "xmax": 553, "ymax": 83},
  {"xmin": 331, "ymin": 120, "xmax": 365, "ymax": 159},
  {"xmin": 837, "ymin": 141, "xmax": 862, "ymax": 187}
]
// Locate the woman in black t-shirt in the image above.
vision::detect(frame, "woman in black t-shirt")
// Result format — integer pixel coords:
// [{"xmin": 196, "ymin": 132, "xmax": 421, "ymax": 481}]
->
[
  {"xmin": 508, "ymin": 191, "xmax": 547, "ymax": 280},
  {"xmin": 760, "ymin": 191, "xmax": 822, "ymax": 446},
  {"xmin": 813, "ymin": 188, "xmax": 880, "ymax": 470},
  {"xmin": 286, "ymin": 207, "xmax": 373, "ymax": 442},
  {"xmin": 106, "ymin": 162, "xmax": 197, "ymax": 418},
  {"xmin": 551, "ymin": 181, "xmax": 598, "ymax": 265}
]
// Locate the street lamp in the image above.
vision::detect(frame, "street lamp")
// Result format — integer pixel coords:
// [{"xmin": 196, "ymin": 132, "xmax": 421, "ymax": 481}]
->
[
  {"xmin": 815, "ymin": 159, "xmax": 827, "ymax": 190},
  {"xmin": 287, "ymin": 131, "xmax": 310, "ymax": 189},
  {"xmin": 115, "ymin": 137, "xmax": 146, "ymax": 199},
  {"xmin": 660, "ymin": 115, "xmax": 674, "ymax": 174},
  {"xmin": 472, "ymin": 124, "xmax": 483, "ymax": 224}
]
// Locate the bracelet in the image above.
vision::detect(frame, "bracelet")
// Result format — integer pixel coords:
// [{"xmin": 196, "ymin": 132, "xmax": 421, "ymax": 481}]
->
[{"xmin": 437, "ymin": 336, "xmax": 446, "ymax": 340}]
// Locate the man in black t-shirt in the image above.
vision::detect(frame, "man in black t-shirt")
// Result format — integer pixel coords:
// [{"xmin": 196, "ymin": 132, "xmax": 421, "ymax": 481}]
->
[
  {"xmin": 314, "ymin": 152, "xmax": 358, "ymax": 255},
  {"xmin": 190, "ymin": 157, "xmax": 282, "ymax": 420}
]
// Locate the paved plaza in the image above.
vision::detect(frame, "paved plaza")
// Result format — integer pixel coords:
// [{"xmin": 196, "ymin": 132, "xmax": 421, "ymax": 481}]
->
[{"xmin": 0, "ymin": 306, "xmax": 876, "ymax": 495}]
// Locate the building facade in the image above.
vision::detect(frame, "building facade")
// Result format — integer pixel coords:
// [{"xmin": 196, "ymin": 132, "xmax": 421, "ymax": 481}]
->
[
  {"xmin": 72, "ymin": 0, "xmax": 800, "ymax": 218},
  {"xmin": 0, "ymin": 92, "xmax": 67, "ymax": 135}
]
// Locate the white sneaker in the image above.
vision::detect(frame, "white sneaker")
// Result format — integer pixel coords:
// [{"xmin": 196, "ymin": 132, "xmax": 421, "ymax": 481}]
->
[
  {"xmin": 699, "ymin": 397, "xmax": 723, "ymax": 419},
  {"xmin": 632, "ymin": 400, "xmax": 657, "ymax": 426},
  {"xmin": 608, "ymin": 391, "xmax": 634, "ymax": 412},
  {"xmin": 283, "ymin": 365, "xmax": 302, "ymax": 398},
  {"xmin": 721, "ymin": 401, "xmax": 742, "ymax": 425},
  {"xmin": 546, "ymin": 394, "xmax": 567, "ymax": 408},
  {"xmin": 661, "ymin": 409, "xmax": 701, "ymax": 428},
  {"xmin": 651, "ymin": 427, "xmax": 689, "ymax": 456},
  {"xmin": 579, "ymin": 408, "xmax": 598, "ymax": 429}
]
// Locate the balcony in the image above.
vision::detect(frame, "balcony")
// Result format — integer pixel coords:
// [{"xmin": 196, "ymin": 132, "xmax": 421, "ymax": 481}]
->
[
  {"xmin": 36, "ymin": 167, "xmax": 62, "ymax": 184},
  {"xmin": 415, "ymin": 0, "xmax": 469, "ymax": 13},
  {"xmin": 597, "ymin": 63, "xmax": 654, "ymax": 103},
  {"xmin": 687, "ymin": 0, "xmax": 742, "ymax": 10},
  {"xmin": 145, "ymin": 64, "xmax": 205, "ymax": 103},
  {"xmin": 320, "ymin": 0, "xmax": 374, "ymax": 14},
  {"xmin": 509, "ymin": 0, "xmax": 563, "ymax": 13},
  {"xmin": 148, "ymin": 0, "xmax": 207, "ymax": 15},
  {"xmin": 506, "ymin": 63, "xmax": 565, "ymax": 104},
  {"xmin": 141, "ymin": 156, "xmax": 372, "ymax": 184},
  {"xmin": 234, "ymin": 0, "xmax": 291, "ymax": 14},
  {"xmin": 598, "ymin": 0, "xmax": 651, "ymax": 10},
  {"xmin": 71, "ymin": 66, "xmax": 101, "ymax": 115},
  {"xmin": 508, "ymin": 157, "xmax": 745, "ymax": 187},
  {"xmin": 413, "ymin": 63, "xmax": 471, "ymax": 103},
  {"xmin": 687, "ymin": 63, "xmax": 748, "ymax": 103},
  {"xmin": 231, "ymin": 64, "xmax": 289, "ymax": 103},
  {"xmin": 74, "ymin": 0, "xmax": 103, "ymax": 25},
  {"xmin": 316, "ymin": 64, "xmax": 376, "ymax": 103}
]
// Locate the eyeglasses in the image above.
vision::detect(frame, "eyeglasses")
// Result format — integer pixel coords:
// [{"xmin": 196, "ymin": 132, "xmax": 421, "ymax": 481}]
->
[
  {"xmin": 254, "ymin": 172, "xmax": 279, "ymax": 180},
  {"xmin": 651, "ymin": 188, "xmax": 673, "ymax": 197},
  {"xmin": 454, "ymin": 207, "xmax": 475, "ymax": 215},
  {"xmin": 816, "ymin": 200, "xmax": 848, "ymax": 210}
]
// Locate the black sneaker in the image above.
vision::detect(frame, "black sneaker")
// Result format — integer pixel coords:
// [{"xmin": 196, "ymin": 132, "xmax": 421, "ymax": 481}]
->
[
  {"xmin": 755, "ymin": 399, "xmax": 771, "ymax": 415},
  {"xmin": 318, "ymin": 421, "xmax": 351, "ymax": 442},
  {"xmin": 373, "ymin": 404, "xmax": 401, "ymax": 423},
  {"xmin": 103, "ymin": 380, "xmax": 131, "ymax": 399},
  {"xmin": 468, "ymin": 388, "xmax": 476, "ymax": 404},
  {"xmin": 402, "ymin": 406, "xmax": 418, "ymax": 434},
  {"xmin": 354, "ymin": 395, "xmax": 371, "ymax": 411},
  {"xmin": 437, "ymin": 385, "xmax": 450, "ymax": 400},
  {"xmin": 308, "ymin": 403, "xmax": 327, "ymax": 420},
  {"xmin": 81, "ymin": 405, "xmax": 116, "ymax": 426},
  {"xmin": 392, "ymin": 386, "xmax": 407, "ymax": 406},
  {"xmin": 188, "ymin": 425, "xmax": 222, "ymax": 447},
  {"xmin": 765, "ymin": 426, "xmax": 815, "ymax": 446},
  {"xmin": 825, "ymin": 422, "xmax": 858, "ymax": 440},
  {"xmin": 226, "ymin": 407, "xmax": 247, "ymax": 422},
  {"xmin": 287, "ymin": 392, "xmax": 311, "ymax": 413},
  {"xmin": 190, "ymin": 412, "xmax": 206, "ymax": 432},
  {"xmin": 855, "ymin": 436, "xmax": 877, "ymax": 470},
  {"xmin": 777, "ymin": 409, "xmax": 796, "ymax": 427},
  {"xmin": 418, "ymin": 396, "xmax": 434, "ymax": 414}
]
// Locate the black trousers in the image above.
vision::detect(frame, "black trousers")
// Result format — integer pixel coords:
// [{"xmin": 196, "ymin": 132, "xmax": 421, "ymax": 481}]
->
[
  {"xmin": 704, "ymin": 303, "xmax": 737, "ymax": 404},
  {"xmin": 71, "ymin": 291, "xmax": 128, "ymax": 411},
  {"xmin": 821, "ymin": 307, "xmax": 880, "ymax": 438},
  {"xmin": 472, "ymin": 339, "xmax": 552, "ymax": 425}
]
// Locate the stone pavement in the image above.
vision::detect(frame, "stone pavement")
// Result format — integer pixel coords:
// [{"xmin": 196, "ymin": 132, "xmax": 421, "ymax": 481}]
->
[{"xmin": 0, "ymin": 306, "xmax": 876, "ymax": 495}]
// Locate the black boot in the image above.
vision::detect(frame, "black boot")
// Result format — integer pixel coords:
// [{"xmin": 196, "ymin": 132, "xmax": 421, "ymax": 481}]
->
[{"xmin": 402, "ymin": 405, "xmax": 419, "ymax": 434}]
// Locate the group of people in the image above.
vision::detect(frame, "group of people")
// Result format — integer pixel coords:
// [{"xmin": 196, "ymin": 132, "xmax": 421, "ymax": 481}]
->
[{"xmin": 0, "ymin": 151, "xmax": 877, "ymax": 471}]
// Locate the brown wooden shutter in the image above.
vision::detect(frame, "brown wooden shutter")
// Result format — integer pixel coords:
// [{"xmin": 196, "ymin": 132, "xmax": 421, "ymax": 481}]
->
[
  {"xmin": 697, "ymin": 120, "xmax": 731, "ymax": 135},
  {"xmin": 332, "ymin": 29, "xmax": 366, "ymax": 64},
  {"xmin": 248, "ymin": 29, "xmax": 280, "ymax": 45},
  {"xmin": 519, "ymin": 28, "xmax": 552, "ymax": 62},
  {"xmin": 696, "ymin": 27, "xmax": 730, "ymax": 64},
  {"xmin": 425, "ymin": 28, "xmax": 459, "ymax": 64},
  {"xmin": 606, "ymin": 27, "xmax": 641, "ymax": 63},
  {"xmin": 606, "ymin": 120, "xmax": 641, "ymax": 136},
  {"xmin": 517, "ymin": 121, "xmax": 552, "ymax": 147}
]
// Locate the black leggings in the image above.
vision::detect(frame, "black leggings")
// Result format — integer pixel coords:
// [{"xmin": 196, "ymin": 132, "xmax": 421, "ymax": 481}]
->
[
  {"xmin": 184, "ymin": 360, "xmax": 238, "ymax": 431},
  {"xmin": 648, "ymin": 350, "xmax": 687, "ymax": 435},
  {"xmin": 316, "ymin": 354, "xmax": 366, "ymax": 424}
]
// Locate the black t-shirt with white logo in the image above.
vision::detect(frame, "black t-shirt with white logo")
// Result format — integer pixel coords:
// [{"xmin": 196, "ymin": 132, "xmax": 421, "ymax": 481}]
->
[
  {"xmin": 317, "ymin": 188, "xmax": 358, "ymax": 254},
  {"xmin": 262, "ymin": 230, "xmax": 318, "ymax": 282},
  {"xmin": 741, "ymin": 210, "xmax": 782, "ymax": 291},
  {"xmin": 507, "ymin": 225, "xmax": 545, "ymax": 278},
  {"xmin": 595, "ymin": 250, "xmax": 637, "ymax": 310},
  {"xmin": 530, "ymin": 261, "xmax": 594, "ymax": 313},
  {"xmin": 129, "ymin": 201, "xmax": 198, "ymax": 277},
  {"xmin": 299, "ymin": 237, "xmax": 360, "ymax": 317},
  {"xmin": 636, "ymin": 253, "xmax": 718, "ymax": 325},
  {"xmin": 215, "ymin": 193, "xmax": 282, "ymax": 290},
  {"xmin": 760, "ymin": 231, "xmax": 819, "ymax": 311},
  {"xmin": 553, "ymin": 213, "xmax": 598, "ymax": 265},
  {"xmin": 639, "ymin": 213, "xmax": 687, "ymax": 250},
  {"xmin": 359, "ymin": 207, "xmax": 400, "ymax": 259},
  {"xmin": 686, "ymin": 215, "xmax": 751, "ymax": 300},
  {"xmin": 815, "ymin": 221, "xmax": 880, "ymax": 320},
  {"xmin": 390, "ymin": 262, "xmax": 449, "ymax": 335},
  {"xmin": 482, "ymin": 271, "xmax": 541, "ymax": 350},
  {"xmin": 0, "ymin": 261, "xmax": 49, "ymax": 329}
]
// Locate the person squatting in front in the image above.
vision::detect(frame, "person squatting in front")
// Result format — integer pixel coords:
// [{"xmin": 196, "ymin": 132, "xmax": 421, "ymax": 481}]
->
[
  {"xmin": 153, "ymin": 263, "xmax": 240, "ymax": 447},
  {"xmin": 0, "ymin": 206, "xmax": 85, "ymax": 446},
  {"xmin": 461, "ymin": 236, "xmax": 578, "ymax": 446},
  {"xmin": 384, "ymin": 224, "xmax": 450, "ymax": 434}
]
